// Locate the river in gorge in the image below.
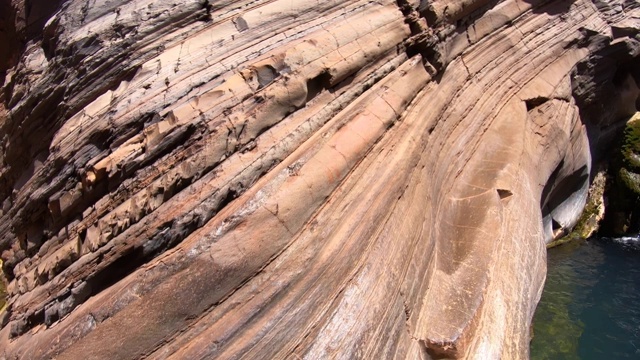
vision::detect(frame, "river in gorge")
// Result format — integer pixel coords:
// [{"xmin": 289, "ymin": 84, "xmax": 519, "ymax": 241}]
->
[{"xmin": 531, "ymin": 235, "xmax": 640, "ymax": 359}]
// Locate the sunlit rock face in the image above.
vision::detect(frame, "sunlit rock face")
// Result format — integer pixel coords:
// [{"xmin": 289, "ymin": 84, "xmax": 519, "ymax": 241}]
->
[{"xmin": 0, "ymin": 0, "xmax": 638, "ymax": 358}]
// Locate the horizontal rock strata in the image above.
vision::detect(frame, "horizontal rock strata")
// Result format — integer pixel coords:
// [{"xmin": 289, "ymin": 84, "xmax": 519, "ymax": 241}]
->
[{"xmin": 0, "ymin": 0, "xmax": 638, "ymax": 358}]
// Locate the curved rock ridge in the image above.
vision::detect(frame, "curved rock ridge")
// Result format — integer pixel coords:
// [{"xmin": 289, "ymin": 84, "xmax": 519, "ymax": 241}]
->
[{"xmin": 0, "ymin": 0, "xmax": 638, "ymax": 358}]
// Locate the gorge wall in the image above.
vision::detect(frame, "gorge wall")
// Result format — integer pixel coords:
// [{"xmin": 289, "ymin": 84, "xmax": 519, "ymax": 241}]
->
[{"xmin": 0, "ymin": 0, "xmax": 638, "ymax": 358}]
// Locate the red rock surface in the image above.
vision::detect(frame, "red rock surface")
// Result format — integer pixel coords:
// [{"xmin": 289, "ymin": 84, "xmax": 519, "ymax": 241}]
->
[{"xmin": 0, "ymin": 0, "xmax": 638, "ymax": 358}]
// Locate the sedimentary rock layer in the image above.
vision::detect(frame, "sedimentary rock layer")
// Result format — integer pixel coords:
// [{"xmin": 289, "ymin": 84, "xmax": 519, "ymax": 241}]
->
[{"xmin": 0, "ymin": 0, "xmax": 638, "ymax": 358}]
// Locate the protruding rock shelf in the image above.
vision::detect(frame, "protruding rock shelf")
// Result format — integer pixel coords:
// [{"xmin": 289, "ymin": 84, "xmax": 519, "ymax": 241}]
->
[{"xmin": 0, "ymin": 0, "xmax": 638, "ymax": 358}]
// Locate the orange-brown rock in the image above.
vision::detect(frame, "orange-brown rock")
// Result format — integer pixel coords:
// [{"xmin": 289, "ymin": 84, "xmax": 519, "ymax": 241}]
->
[{"xmin": 0, "ymin": 0, "xmax": 638, "ymax": 358}]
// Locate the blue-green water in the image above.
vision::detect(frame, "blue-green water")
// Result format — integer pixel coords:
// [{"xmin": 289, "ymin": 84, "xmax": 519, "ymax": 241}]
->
[{"xmin": 531, "ymin": 237, "xmax": 640, "ymax": 359}]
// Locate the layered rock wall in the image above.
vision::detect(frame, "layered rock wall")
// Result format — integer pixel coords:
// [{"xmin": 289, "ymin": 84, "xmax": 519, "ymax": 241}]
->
[{"xmin": 0, "ymin": 0, "xmax": 638, "ymax": 358}]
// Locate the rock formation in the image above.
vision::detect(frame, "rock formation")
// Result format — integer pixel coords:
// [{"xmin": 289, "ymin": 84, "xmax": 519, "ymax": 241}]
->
[
  {"xmin": 0, "ymin": 0, "xmax": 638, "ymax": 358},
  {"xmin": 597, "ymin": 112, "xmax": 640, "ymax": 235}
]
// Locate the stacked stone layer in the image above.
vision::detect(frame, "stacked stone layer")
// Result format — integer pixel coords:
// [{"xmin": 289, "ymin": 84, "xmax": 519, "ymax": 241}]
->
[{"xmin": 0, "ymin": 0, "xmax": 638, "ymax": 358}]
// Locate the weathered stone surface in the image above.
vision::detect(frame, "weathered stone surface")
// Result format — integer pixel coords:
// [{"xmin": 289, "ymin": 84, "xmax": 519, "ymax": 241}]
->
[{"xmin": 0, "ymin": 0, "xmax": 638, "ymax": 359}]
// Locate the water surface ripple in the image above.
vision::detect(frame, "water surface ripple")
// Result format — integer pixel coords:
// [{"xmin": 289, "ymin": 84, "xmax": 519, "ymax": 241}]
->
[{"xmin": 531, "ymin": 236, "xmax": 640, "ymax": 359}]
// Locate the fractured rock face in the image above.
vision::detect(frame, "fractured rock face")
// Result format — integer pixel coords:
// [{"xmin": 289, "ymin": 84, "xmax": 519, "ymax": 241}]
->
[{"xmin": 0, "ymin": 0, "xmax": 638, "ymax": 358}]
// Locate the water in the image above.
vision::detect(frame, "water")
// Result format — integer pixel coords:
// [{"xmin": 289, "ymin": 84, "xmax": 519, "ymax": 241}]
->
[{"xmin": 531, "ymin": 236, "xmax": 640, "ymax": 359}]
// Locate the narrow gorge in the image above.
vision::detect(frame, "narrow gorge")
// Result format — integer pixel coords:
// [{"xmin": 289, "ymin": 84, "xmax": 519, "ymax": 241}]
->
[{"xmin": 0, "ymin": 0, "xmax": 638, "ymax": 358}]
